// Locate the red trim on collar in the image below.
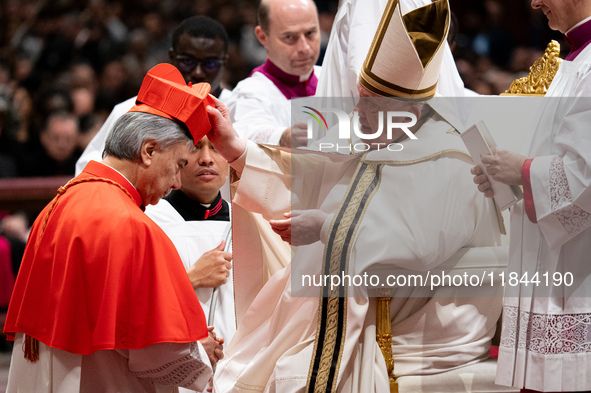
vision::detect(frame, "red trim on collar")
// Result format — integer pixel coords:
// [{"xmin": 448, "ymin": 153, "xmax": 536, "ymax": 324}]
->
[{"xmin": 204, "ymin": 197, "xmax": 223, "ymax": 219}]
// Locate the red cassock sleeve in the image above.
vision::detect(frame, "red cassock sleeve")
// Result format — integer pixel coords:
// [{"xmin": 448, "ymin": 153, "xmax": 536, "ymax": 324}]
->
[{"xmin": 4, "ymin": 168, "xmax": 208, "ymax": 354}]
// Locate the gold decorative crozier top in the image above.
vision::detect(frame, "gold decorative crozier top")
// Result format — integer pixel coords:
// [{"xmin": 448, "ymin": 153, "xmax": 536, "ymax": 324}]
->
[{"xmin": 502, "ymin": 40, "xmax": 562, "ymax": 96}]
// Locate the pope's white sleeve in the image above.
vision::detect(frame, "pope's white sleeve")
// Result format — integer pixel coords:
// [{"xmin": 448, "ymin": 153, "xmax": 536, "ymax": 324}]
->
[{"xmin": 232, "ymin": 140, "xmax": 291, "ymax": 220}]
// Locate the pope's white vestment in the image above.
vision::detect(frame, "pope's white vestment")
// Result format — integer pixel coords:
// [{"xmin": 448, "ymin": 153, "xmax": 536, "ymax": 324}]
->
[
  {"xmin": 495, "ymin": 41, "xmax": 591, "ymax": 392},
  {"xmin": 213, "ymin": 111, "xmax": 503, "ymax": 393}
]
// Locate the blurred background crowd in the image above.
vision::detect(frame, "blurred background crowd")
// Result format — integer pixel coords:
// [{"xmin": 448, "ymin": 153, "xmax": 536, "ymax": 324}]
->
[
  {"xmin": 0, "ymin": 0, "xmax": 564, "ymax": 181},
  {"xmin": 0, "ymin": 0, "xmax": 566, "ymax": 324}
]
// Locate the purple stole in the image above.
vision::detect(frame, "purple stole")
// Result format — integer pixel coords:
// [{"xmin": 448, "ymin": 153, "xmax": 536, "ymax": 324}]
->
[
  {"xmin": 250, "ymin": 59, "xmax": 318, "ymax": 99},
  {"xmin": 565, "ymin": 18, "xmax": 591, "ymax": 61}
]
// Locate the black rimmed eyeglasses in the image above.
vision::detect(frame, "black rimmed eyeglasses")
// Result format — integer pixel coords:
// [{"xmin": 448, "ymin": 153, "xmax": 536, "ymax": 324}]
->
[{"xmin": 175, "ymin": 55, "xmax": 225, "ymax": 74}]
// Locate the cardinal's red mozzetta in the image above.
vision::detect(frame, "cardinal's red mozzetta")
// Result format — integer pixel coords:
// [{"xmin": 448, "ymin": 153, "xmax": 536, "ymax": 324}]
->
[{"xmin": 4, "ymin": 64, "xmax": 219, "ymax": 392}]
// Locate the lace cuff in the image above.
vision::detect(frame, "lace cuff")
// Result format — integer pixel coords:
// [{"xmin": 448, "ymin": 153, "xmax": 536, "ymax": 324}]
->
[
  {"xmin": 129, "ymin": 341, "xmax": 212, "ymax": 389},
  {"xmin": 549, "ymin": 155, "xmax": 591, "ymax": 236},
  {"xmin": 501, "ymin": 305, "xmax": 591, "ymax": 355}
]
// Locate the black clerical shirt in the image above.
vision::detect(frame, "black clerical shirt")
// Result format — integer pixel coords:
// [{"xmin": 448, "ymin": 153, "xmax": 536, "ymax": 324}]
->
[{"xmin": 164, "ymin": 190, "xmax": 230, "ymax": 221}]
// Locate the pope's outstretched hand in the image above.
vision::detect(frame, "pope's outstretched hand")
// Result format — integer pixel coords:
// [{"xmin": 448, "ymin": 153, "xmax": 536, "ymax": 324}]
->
[{"xmin": 206, "ymin": 96, "xmax": 246, "ymax": 163}]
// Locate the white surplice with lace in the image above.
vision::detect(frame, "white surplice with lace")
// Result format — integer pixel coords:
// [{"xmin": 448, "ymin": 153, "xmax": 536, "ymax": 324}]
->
[{"xmin": 495, "ymin": 44, "xmax": 591, "ymax": 392}]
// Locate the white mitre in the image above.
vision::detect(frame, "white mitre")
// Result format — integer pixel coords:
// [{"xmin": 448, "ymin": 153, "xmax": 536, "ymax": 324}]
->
[{"xmin": 359, "ymin": 0, "xmax": 449, "ymax": 98}]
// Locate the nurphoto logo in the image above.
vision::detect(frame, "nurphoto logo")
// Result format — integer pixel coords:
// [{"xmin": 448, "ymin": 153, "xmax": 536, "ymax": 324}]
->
[{"xmin": 302, "ymin": 106, "xmax": 417, "ymax": 153}]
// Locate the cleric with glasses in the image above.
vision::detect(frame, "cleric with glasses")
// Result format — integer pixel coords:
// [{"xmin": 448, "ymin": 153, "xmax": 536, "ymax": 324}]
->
[
  {"xmin": 169, "ymin": 18, "xmax": 229, "ymax": 99},
  {"xmin": 175, "ymin": 56, "xmax": 225, "ymax": 74}
]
